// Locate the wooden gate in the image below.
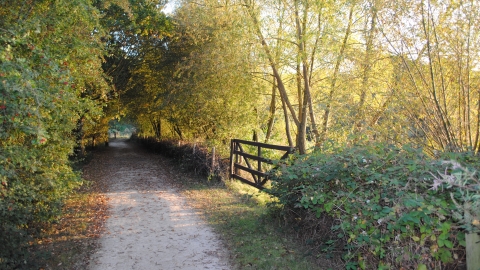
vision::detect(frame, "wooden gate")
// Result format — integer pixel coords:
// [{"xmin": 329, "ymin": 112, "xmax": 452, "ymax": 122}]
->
[{"xmin": 229, "ymin": 139, "xmax": 295, "ymax": 190}]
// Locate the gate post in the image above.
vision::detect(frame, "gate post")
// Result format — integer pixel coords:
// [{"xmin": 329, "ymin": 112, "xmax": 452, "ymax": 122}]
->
[
  {"xmin": 466, "ymin": 202, "xmax": 480, "ymax": 270},
  {"xmin": 229, "ymin": 140, "xmax": 234, "ymax": 177},
  {"xmin": 211, "ymin": 147, "xmax": 216, "ymax": 173},
  {"xmin": 257, "ymin": 145, "xmax": 262, "ymax": 184}
]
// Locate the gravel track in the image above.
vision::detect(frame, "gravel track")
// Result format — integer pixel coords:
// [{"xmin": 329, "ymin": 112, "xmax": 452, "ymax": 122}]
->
[{"xmin": 85, "ymin": 139, "xmax": 231, "ymax": 270}]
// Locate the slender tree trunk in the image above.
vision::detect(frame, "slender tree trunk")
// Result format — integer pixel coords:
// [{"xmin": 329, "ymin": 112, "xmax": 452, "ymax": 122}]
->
[
  {"xmin": 294, "ymin": 0, "xmax": 307, "ymax": 154},
  {"xmin": 243, "ymin": 0, "xmax": 301, "ymax": 151},
  {"xmin": 282, "ymin": 95, "xmax": 294, "ymax": 147},
  {"xmin": 301, "ymin": 2, "xmax": 320, "ymax": 148},
  {"xmin": 476, "ymin": 87, "xmax": 480, "ymax": 152},
  {"xmin": 421, "ymin": 1, "xmax": 456, "ymax": 150},
  {"xmin": 305, "ymin": 7, "xmax": 324, "ymax": 148},
  {"xmin": 265, "ymin": 77, "xmax": 277, "ymax": 143},
  {"xmin": 173, "ymin": 124, "xmax": 183, "ymax": 140},
  {"xmin": 296, "ymin": 61, "xmax": 303, "ymax": 123},
  {"xmin": 243, "ymin": 1, "xmax": 300, "ymax": 128},
  {"xmin": 353, "ymin": 2, "xmax": 377, "ymax": 136},
  {"xmin": 320, "ymin": 4, "xmax": 354, "ymax": 145},
  {"xmin": 150, "ymin": 117, "xmax": 162, "ymax": 139},
  {"xmin": 465, "ymin": 0, "xmax": 475, "ymax": 151}
]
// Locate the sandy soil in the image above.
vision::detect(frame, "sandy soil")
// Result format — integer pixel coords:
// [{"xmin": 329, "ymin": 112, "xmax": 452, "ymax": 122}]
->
[{"xmin": 85, "ymin": 139, "xmax": 231, "ymax": 270}]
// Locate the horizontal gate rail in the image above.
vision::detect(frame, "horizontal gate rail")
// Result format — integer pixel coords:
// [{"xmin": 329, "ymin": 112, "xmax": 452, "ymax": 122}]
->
[{"xmin": 229, "ymin": 139, "xmax": 295, "ymax": 190}]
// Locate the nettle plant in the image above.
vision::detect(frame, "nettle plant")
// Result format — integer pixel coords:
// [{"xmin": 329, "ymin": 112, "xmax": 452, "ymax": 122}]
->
[{"xmin": 268, "ymin": 143, "xmax": 479, "ymax": 269}]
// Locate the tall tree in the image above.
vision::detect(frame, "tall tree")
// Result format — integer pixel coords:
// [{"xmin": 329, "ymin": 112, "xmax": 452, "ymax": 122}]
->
[
  {"xmin": 240, "ymin": 0, "xmax": 358, "ymax": 153},
  {"xmin": 127, "ymin": 0, "xmax": 259, "ymax": 143}
]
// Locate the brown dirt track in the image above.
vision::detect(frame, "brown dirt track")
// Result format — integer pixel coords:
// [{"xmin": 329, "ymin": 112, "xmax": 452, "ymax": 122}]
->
[{"xmin": 83, "ymin": 139, "xmax": 231, "ymax": 270}]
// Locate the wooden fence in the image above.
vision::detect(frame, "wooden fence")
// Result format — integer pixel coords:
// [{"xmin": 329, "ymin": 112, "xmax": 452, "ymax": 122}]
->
[{"xmin": 229, "ymin": 139, "xmax": 295, "ymax": 190}]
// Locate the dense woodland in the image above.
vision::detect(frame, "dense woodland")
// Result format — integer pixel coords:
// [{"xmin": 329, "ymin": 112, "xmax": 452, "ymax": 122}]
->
[{"xmin": 1, "ymin": 0, "xmax": 480, "ymax": 269}]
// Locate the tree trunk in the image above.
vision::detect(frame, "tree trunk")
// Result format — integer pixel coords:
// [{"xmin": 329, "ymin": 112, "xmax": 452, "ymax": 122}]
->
[
  {"xmin": 320, "ymin": 4, "xmax": 354, "ymax": 145},
  {"xmin": 150, "ymin": 117, "xmax": 161, "ymax": 139},
  {"xmin": 173, "ymin": 124, "xmax": 183, "ymax": 140},
  {"xmin": 74, "ymin": 116, "xmax": 85, "ymax": 157},
  {"xmin": 282, "ymin": 96, "xmax": 294, "ymax": 147},
  {"xmin": 243, "ymin": 1, "xmax": 300, "ymax": 128},
  {"xmin": 294, "ymin": 0, "xmax": 309, "ymax": 154},
  {"xmin": 353, "ymin": 2, "xmax": 377, "ymax": 136},
  {"xmin": 421, "ymin": 2, "xmax": 456, "ymax": 150},
  {"xmin": 265, "ymin": 78, "xmax": 277, "ymax": 143}
]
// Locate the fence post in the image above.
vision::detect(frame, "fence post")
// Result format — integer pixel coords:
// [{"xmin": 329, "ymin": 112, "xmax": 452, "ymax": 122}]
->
[
  {"xmin": 211, "ymin": 147, "xmax": 216, "ymax": 173},
  {"xmin": 466, "ymin": 202, "xmax": 480, "ymax": 270},
  {"xmin": 257, "ymin": 145, "xmax": 262, "ymax": 184},
  {"xmin": 229, "ymin": 140, "xmax": 234, "ymax": 177},
  {"xmin": 234, "ymin": 142, "xmax": 239, "ymax": 175}
]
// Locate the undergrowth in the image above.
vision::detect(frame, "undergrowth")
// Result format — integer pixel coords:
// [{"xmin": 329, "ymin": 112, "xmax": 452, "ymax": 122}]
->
[
  {"xmin": 2, "ymin": 148, "xmax": 109, "ymax": 269},
  {"xmin": 268, "ymin": 142, "xmax": 478, "ymax": 269},
  {"xmin": 137, "ymin": 137, "xmax": 229, "ymax": 181}
]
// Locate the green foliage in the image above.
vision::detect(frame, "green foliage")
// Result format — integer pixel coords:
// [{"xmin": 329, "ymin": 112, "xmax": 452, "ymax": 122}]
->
[
  {"xmin": 122, "ymin": 0, "xmax": 260, "ymax": 142},
  {"xmin": 268, "ymin": 142, "xmax": 478, "ymax": 268},
  {"xmin": 0, "ymin": 0, "xmax": 108, "ymax": 267},
  {"xmin": 93, "ymin": 0, "xmax": 174, "ymax": 139}
]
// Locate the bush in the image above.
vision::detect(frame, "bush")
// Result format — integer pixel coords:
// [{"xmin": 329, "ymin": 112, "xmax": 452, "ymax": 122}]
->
[
  {"xmin": 267, "ymin": 143, "xmax": 478, "ymax": 269},
  {"xmin": 1, "ymin": 1, "xmax": 106, "ymax": 267},
  {"xmin": 137, "ymin": 137, "xmax": 230, "ymax": 182}
]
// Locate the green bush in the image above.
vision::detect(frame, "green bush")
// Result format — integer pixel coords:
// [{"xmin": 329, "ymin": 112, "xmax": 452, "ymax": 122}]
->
[
  {"xmin": 267, "ymin": 143, "xmax": 479, "ymax": 269},
  {"xmin": 0, "ymin": 37, "xmax": 83, "ymax": 269},
  {"xmin": 1, "ymin": 1, "xmax": 107, "ymax": 267}
]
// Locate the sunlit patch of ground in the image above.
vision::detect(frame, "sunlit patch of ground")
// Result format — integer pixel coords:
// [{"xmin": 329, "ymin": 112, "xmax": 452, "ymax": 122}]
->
[{"xmin": 31, "ymin": 180, "xmax": 109, "ymax": 269}]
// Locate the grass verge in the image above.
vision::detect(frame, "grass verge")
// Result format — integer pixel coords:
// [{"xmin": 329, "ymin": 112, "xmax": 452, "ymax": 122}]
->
[{"xmin": 169, "ymin": 164, "xmax": 338, "ymax": 269}]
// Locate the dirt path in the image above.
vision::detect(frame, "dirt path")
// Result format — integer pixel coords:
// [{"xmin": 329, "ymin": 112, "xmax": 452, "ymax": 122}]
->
[{"xmin": 83, "ymin": 139, "xmax": 231, "ymax": 270}]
